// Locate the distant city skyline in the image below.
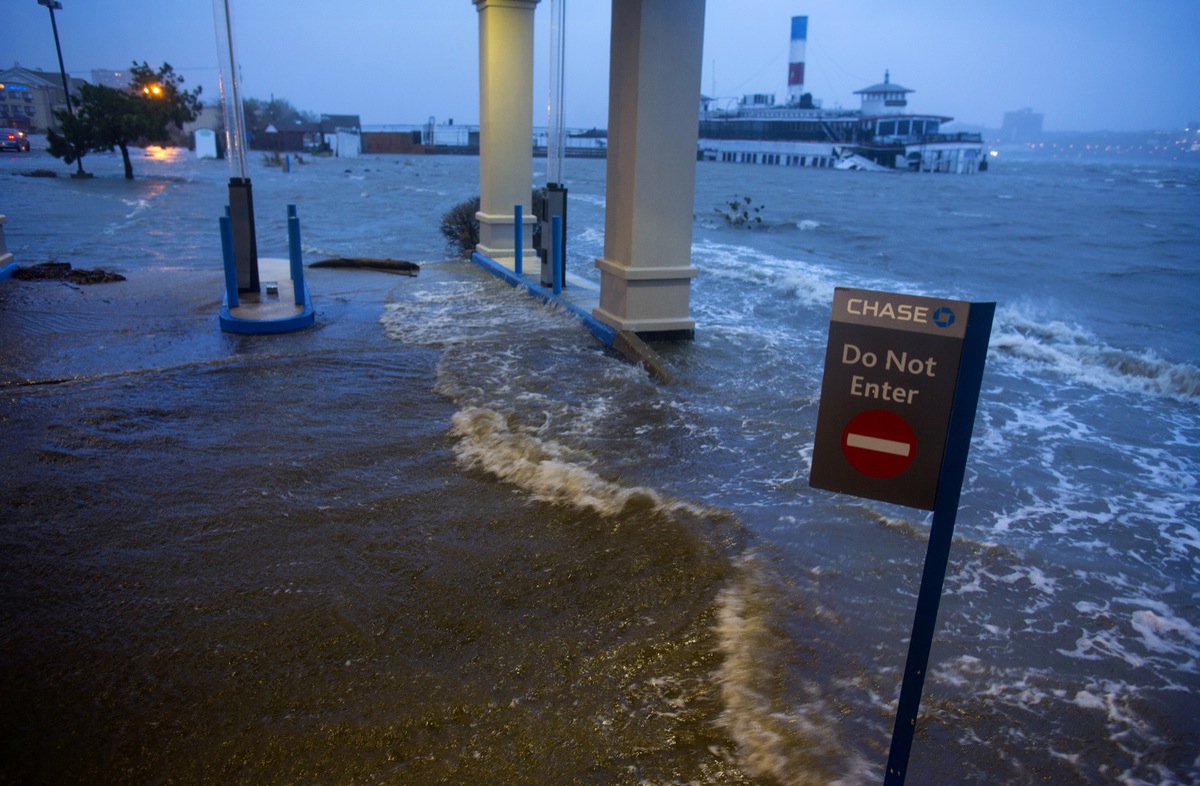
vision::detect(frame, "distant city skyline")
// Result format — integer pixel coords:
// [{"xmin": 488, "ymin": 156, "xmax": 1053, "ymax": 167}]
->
[{"xmin": 4, "ymin": 0, "xmax": 1197, "ymax": 133}]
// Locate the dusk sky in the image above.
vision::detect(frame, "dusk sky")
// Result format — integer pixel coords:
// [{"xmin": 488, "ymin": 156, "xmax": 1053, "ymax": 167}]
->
[{"xmin": 4, "ymin": 0, "xmax": 1198, "ymax": 133}]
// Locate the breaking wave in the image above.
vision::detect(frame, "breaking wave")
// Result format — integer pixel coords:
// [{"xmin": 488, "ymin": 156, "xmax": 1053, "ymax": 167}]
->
[
  {"xmin": 991, "ymin": 307, "xmax": 1200, "ymax": 400},
  {"xmin": 714, "ymin": 552, "xmax": 872, "ymax": 786},
  {"xmin": 691, "ymin": 239, "xmax": 838, "ymax": 307},
  {"xmin": 381, "ymin": 276, "xmax": 737, "ymax": 528},
  {"xmin": 449, "ymin": 405, "xmax": 704, "ymax": 518}
]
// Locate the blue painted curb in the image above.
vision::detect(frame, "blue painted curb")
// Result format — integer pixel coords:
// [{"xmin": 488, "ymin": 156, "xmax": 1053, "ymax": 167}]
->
[{"xmin": 471, "ymin": 251, "xmax": 617, "ymax": 346}]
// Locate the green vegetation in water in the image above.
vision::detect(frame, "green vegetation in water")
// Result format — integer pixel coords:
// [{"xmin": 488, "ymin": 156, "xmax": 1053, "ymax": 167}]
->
[
  {"xmin": 440, "ymin": 189, "xmax": 548, "ymax": 257},
  {"xmin": 717, "ymin": 195, "xmax": 764, "ymax": 229},
  {"xmin": 440, "ymin": 196, "xmax": 481, "ymax": 256}
]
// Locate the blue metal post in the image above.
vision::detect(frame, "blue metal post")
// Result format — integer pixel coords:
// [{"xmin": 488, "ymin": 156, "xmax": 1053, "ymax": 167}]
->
[
  {"xmin": 883, "ymin": 302, "xmax": 996, "ymax": 785},
  {"xmin": 287, "ymin": 205, "xmax": 305, "ymax": 306},
  {"xmin": 552, "ymin": 215, "xmax": 563, "ymax": 295},
  {"xmin": 514, "ymin": 204, "xmax": 523, "ymax": 276},
  {"xmin": 219, "ymin": 215, "xmax": 238, "ymax": 308}
]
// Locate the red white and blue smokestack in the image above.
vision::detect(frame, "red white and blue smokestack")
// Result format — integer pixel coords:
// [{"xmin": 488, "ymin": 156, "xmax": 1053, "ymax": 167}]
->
[{"xmin": 787, "ymin": 15, "xmax": 807, "ymax": 105}]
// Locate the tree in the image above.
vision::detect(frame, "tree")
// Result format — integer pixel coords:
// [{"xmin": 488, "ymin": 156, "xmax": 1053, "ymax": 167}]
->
[
  {"xmin": 241, "ymin": 96, "xmax": 319, "ymax": 149},
  {"xmin": 128, "ymin": 62, "xmax": 203, "ymax": 145},
  {"xmin": 43, "ymin": 95, "xmax": 94, "ymax": 175},
  {"xmin": 243, "ymin": 96, "xmax": 317, "ymax": 130},
  {"xmin": 46, "ymin": 61, "xmax": 202, "ymax": 179}
]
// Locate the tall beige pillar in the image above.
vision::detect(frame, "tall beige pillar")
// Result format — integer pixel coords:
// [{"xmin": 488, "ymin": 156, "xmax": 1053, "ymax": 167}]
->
[
  {"xmin": 593, "ymin": 0, "xmax": 706, "ymax": 338},
  {"xmin": 474, "ymin": 0, "xmax": 539, "ymax": 267}
]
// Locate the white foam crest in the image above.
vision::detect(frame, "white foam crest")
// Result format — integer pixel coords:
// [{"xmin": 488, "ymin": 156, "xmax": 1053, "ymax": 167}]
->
[
  {"xmin": 1066, "ymin": 678, "xmax": 1193, "ymax": 786},
  {"xmin": 381, "ymin": 278, "xmax": 716, "ymax": 522},
  {"xmin": 575, "ymin": 224, "xmax": 604, "ymax": 243},
  {"xmin": 699, "ymin": 320, "xmax": 807, "ymax": 364},
  {"xmin": 977, "ymin": 426, "xmax": 1198, "ymax": 571},
  {"xmin": 1129, "ymin": 608, "xmax": 1200, "ymax": 657},
  {"xmin": 972, "ymin": 400, "xmax": 1089, "ymax": 477},
  {"xmin": 947, "ymin": 558, "xmax": 1059, "ymax": 602},
  {"xmin": 1101, "ymin": 596, "xmax": 1200, "ymax": 665},
  {"xmin": 933, "ymin": 657, "xmax": 1187, "ymax": 784},
  {"xmin": 572, "ymin": 193, "xmax": 606, "ymax": 208},
  {"xmin": 987, "ymin": 495, "xmax": 1110, "ymax": 543},
  {"xmin": 991, "ymin": 305, "xmax": 1200, "ymax": 400},
  {"xmin": 713, "ymin": 552, "xmax": 872, "ymax": 786},
  {"xmin": 1130, "ymin": 446, "xmax": 1199, "ymax": 495},
  {"xmin": 1164, "ymin": 522, "xmax": 1200, "ymax": 556},
  {"xmin": 449, "ymin": 406, "xmax": 702, "ymax": 518},
  {"xmin": 1055, "ymin": 606, "xmax": 1199, "ymax": 672},
  {"xmin": 380, "ymin": 280, "xmax": 558, "ymax": 348},
  {"xmin": 101, "ymin": 191, "xmax": 165, "ymax": 236},
  {"xmin": 691, "ymin": 239, "xmax": 838, "ymax": 307},
  {"xmin": 122, "ymin": 198, "xmax": 152, "ymax": 219}
]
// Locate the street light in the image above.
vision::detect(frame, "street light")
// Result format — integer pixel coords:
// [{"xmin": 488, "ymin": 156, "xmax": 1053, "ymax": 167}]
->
[
  {"xmin": 37, "ymin": 0, "xmax": 88, "ymax": 177},
  {"xmin": 213, "ymin": 0, "xmax": 259, "ymax": 294}
]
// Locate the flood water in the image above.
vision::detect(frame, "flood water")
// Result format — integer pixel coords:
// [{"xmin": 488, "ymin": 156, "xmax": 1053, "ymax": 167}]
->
[{"xmin": 1, "ymin": 145, "xmax": 1198, "ymax": 784}]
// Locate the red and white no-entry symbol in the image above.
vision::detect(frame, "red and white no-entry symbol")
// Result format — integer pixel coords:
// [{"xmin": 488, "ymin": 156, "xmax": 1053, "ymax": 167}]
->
[{"xmin": 842, "ymin": 409, "xmax": 917, "ymax": 478}]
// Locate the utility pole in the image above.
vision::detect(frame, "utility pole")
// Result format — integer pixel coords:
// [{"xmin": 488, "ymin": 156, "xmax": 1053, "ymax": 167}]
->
[{"xmin": 37, "ymin": 0, "xmax": 89, "ymax": 177}]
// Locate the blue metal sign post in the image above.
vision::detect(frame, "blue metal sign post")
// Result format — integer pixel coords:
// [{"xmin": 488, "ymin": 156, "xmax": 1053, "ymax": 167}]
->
[
  {"xmin": 809, "ymin": 288, "xmax": 994, "ymax": 785},
  {"xmin": 882, "ymin": 298, "xmax": 993, "ymax": 785}
]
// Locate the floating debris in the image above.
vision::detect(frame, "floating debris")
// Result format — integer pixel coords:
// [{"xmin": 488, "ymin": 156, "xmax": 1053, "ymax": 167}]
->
[
  {"xmin": 13, "ymin": 261, "xmax": 125, "ymax": 284},
  {"xmin": 309, "ymin": 258, "xmax": 419, "ymax": 276}
]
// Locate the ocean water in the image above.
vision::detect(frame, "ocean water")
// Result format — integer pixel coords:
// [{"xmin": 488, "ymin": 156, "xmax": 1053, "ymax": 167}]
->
[{"xmin": 1, "ymin": 146, "xmax": 1198, "ymax": 785}]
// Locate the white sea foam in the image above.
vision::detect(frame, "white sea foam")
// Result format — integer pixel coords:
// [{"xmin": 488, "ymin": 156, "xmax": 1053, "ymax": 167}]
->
[
  {"xmin": 691, "ymin": 239, "xmax": 837, "ymax": 307},
  {"xmin": 381, "ymin": 280, "xmax": 553, "ymax": 347},
  {"xmin": 382, "ymin": 280, "xmax": 709, "ymax": 520},
  {"xmin": 991, "ymin": 305, "xmax": 1200, "ymax": 400},
  {"xmin": 1129, "ymin": 608, "xmax": 1200, "ymax": 656},
  {"xmin": 930, "ymin": 656, "xmax": 1190, "ymax": 784},
  {"xmin": 100, "ymin": 191, "xmax": 164, "ymax": 236},
  {"xmin": 572, "ymin": 193, "xmax": 606, "ymax": 208},
  {"xmin": 1055, "ymin": 596, "xmax": 1200, "ymax": 674},
  {"xmin": 122, "ymin": 198, "xmax": 152, "ymax": 219},
  {"xmin": 575, "ymin": 225, "xmax": 605, "ymax": 248},
  {"xmin": 1072, "ymin": 689, "xmax": 1106, "ymax": 710},
  {"xmin": 713, "ymin": 552, "xmax": 873, "ymax": 786},
  {"xmin": 449, "ymin": 405, "xmax": 701, "ymax": 518}
]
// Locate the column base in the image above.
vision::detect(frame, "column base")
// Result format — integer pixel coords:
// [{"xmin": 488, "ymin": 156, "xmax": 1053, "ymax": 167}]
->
[
  {"xmin": 476, "ymin": 210, "xmax": 535, "ymax": 269},
  {"xmin": 591, "ymin": 257, "xmax": 697, "ymax": 336}
]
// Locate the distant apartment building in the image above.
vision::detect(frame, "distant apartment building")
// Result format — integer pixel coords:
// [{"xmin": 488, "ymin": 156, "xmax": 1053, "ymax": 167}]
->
[
  {"xmin": 1000, "ymin": 108, "xmax": 1044, "ymax": 144},
  {"xmin": 0, "ymin": 64, "xmax": 88, "ymax": 132}
]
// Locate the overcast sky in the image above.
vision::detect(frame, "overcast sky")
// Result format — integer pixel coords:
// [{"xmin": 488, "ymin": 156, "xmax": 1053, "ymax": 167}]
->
[{"xmin": 4, "ymin": 0, "xmax": 1197, "ymax": 132}]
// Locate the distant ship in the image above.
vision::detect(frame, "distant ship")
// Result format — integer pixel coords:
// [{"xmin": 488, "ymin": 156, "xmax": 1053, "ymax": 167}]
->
[{"xmin": 698, "ymin": 16, "xmax": 986, "ymax": 173}]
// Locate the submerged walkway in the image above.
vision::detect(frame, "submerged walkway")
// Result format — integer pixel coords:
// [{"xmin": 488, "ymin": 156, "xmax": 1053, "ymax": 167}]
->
[{"xmin": 470, "ymin": 252, "xmax": 672, "ymax": 381}]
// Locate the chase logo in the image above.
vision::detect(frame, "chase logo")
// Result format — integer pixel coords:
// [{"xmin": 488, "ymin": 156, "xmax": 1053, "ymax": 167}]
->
[{"xmin": 932, "ymin": 307, "xmax": 956, "ymax": 328}]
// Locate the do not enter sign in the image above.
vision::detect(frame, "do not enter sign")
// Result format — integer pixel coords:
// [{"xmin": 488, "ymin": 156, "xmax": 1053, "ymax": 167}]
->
[
  {"xmin": 810, "ymin": 288, "xmax": 993, "ymax": 510},
  {"xmin": 843, "ymin": 409, "xmax": 917, "ymax": 478},
  {"xmin": 809, "ymin": 287, "xmax": 995, "ymax": 786}
]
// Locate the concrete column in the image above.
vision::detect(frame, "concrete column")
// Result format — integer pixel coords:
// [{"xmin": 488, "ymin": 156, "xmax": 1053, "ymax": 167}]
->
[
  {"xmin": 474, "ymin": 0, "xmax": 539, "ymax": 267},
  {"xmin": 593, "ymin": 0, "xmax": 705, "ymax": 338}
]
